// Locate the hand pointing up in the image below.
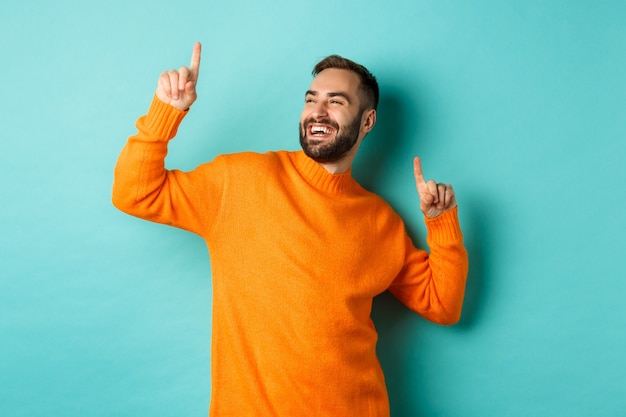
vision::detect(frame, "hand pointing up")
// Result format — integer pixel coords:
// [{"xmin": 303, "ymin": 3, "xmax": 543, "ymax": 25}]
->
[
  {"xmin": 413, "ymin": 157, "xmax": 457, "ymax": 219},
  {"xmin": 156, "ymin": 42, "xmax": 202, "ymax": 111}
]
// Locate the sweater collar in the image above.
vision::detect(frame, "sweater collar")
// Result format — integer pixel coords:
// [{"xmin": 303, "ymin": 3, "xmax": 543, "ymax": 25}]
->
[{"xmin": 289, "ymin": 151, "xmax": 360, "ymax": 196}]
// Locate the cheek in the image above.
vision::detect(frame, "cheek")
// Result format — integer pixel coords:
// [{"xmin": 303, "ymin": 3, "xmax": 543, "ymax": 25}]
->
[
  {"xmin": 299, "ymin": 114, "xmax": 308, "ymax": 134},
  {"xmin": 337, "ymin": 113, "xmax": 357, "ymax": 129},
  {"xmin": 299, "ymin": 110, "xmax": 309, "ymax": 125}
]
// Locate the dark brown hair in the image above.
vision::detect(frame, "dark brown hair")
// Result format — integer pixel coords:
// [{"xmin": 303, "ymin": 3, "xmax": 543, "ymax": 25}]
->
[{"xmin": 312, "ymin": 55, "xmax": 379, "ymax": 112}]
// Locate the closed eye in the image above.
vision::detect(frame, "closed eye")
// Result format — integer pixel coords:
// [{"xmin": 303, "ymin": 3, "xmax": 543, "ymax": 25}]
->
[
  {"xmin": 327, "ymin": 92, "xmax": 351, "ymax": 105},
  {"xmin": 305, "ymin": 90, "xmax": 317, "ymax": 104}
]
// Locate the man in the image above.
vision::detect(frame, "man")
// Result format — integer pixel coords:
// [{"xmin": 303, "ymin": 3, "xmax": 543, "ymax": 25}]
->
[{"xmin": 112, "ymin": 42, "xmax": 468, "ymax": 417}]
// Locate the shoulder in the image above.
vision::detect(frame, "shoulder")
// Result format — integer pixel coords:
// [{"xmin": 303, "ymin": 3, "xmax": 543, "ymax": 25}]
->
[
  {"xmin": 202, "ymin": 150, "xmax": 283, "ymax": 168},
  {"xmin": 374, "ymin": 196, "xmax": 405, "ymax": 230},
  {"xmin": 219, "ymin": 150, "xmax": 289, "ymax": 164},
  {"xmin": 351, "ymin": 186, "xmax": 406, "ymax": 233},
  {"xmin": 195, "ymin": 150, "xmax": 292, "ymax": 179}
]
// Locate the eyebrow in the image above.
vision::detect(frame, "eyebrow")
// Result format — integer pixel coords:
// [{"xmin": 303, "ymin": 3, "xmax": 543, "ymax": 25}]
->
[{"xmin": 305, "ymin": 90, "xmax": 352, "ymax": 104}]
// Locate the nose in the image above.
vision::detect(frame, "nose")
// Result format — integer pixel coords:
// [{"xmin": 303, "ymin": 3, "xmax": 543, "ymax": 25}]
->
[{"xmin": 312, "ymin": 101, "xmax": 328, "ymax": 118}]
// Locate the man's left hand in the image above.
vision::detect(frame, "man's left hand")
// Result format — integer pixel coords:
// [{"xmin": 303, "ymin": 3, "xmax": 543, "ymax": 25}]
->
[{"xmin": 413, "ymin": 157, "xmax": 457, "ymax": 219}]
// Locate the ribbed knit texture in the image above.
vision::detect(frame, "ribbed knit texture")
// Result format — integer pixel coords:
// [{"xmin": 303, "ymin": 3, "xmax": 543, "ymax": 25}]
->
[{"xmin": 112, "ymin": 96, "xmax": 469, "ymax": 417}]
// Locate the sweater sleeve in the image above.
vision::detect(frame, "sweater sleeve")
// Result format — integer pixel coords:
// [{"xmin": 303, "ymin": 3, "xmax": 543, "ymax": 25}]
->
[
  {"xmin": 112, "ymin": 96, "xmax": 223, "ymax": 237},
  {"xmin": 388, "ymin": 207, "xmax": 468, "ymax": 325}
]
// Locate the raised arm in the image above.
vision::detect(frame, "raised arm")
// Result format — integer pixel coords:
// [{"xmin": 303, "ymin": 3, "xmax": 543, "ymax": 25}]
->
[
  {"xmin": 388, "ymin": 157, "xmax": 467, "ymax": 325},
  {"xmin": 112, "ymin": 42, "xmax": 216, "ymax": 236}
]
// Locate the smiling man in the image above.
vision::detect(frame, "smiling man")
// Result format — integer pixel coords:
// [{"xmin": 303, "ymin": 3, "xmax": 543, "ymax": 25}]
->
[
  {"xmin": 112, "ymin": 42, "xmax": 468, "ymax": 417},
  {"xmin": 299, "ymin": 58, "xmax": 376, "ymax": 173}
]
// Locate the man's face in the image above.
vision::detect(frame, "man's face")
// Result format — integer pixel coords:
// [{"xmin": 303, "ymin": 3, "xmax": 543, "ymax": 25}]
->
[{"xmin": 299, "ymin": 68, "xmax": 365, "ymax": 163}]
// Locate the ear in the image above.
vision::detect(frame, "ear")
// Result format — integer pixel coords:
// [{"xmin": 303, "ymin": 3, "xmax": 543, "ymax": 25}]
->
[{"xmin": 360, "ymin": 109, "xmax": 377, "ymax": 134}]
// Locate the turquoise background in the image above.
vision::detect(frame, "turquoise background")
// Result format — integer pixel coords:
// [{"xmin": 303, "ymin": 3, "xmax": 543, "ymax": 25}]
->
[{"xmin": 1, "ymin": 1, "xmax": 625, "ymax": 416}]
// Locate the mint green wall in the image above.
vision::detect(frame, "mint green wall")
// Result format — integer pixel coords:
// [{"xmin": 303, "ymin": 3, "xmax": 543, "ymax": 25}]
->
[{"xmin": 1, "ymin": 1, "xmax": 625, "ymax": 416}]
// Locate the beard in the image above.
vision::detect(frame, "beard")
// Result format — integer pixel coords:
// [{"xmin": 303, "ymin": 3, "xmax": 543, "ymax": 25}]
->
[{"xmin": 299, "ymin": 114, "xmax": 362, "ymax": 164}]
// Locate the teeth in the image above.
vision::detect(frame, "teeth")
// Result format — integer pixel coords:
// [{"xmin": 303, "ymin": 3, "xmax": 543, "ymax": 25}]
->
[{"xmin": 311, "ymin": 126, "xmax": 331, "ymax": 134}]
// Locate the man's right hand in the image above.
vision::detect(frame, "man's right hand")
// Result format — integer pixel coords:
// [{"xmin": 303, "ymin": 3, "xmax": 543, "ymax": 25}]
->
[{"xmin": 156, "ymin": 42, "xmax": 201, "ymax": 111}]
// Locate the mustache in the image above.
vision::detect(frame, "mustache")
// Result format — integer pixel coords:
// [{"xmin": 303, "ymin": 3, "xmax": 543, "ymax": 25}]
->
[{"xmin": 302, "ymin": 117, "xmax": 340, "ymax": 130}]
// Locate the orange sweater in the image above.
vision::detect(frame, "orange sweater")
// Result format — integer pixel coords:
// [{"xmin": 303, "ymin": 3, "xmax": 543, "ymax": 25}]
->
[{"xmin": 112, "ymin": 97, "xmax": 468, "ymax": 417}]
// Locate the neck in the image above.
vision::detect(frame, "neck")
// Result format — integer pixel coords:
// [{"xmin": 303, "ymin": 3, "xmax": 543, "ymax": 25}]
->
[
  {"xmin": 317, "ymin": 147, "xmax": 359, "ymax": 174},
  {"xmin": 318, "ymin": 160, "xmax": 350, "ymax": 174},
  {"xmin": 316, "ymin": 140, "xmax": 361, "ymax": 174}
]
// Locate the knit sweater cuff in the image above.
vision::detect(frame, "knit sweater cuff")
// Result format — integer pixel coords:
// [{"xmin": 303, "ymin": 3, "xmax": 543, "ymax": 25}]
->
[
  {"xmin": 140, "ymin": 95, "xmax": 189, "ymax": 142},
  {"xmin": 424, "ymin": 206, "xmax": 463, "ymax": 243}
]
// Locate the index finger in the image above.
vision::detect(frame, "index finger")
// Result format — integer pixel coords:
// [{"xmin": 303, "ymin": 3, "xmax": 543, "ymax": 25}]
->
[
  {"xmin": 413, "ymin": 156, "xmax": 426, "ymax": 185},
  {"xmin": 189, "ymin": 42, "xmax": 201, "ymax": 80}
]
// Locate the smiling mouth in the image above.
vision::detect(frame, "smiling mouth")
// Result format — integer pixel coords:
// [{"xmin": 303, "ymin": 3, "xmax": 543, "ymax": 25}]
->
[{"xmin": 308, "ymin": 124, "xmax": 336, "ymax": 138}]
